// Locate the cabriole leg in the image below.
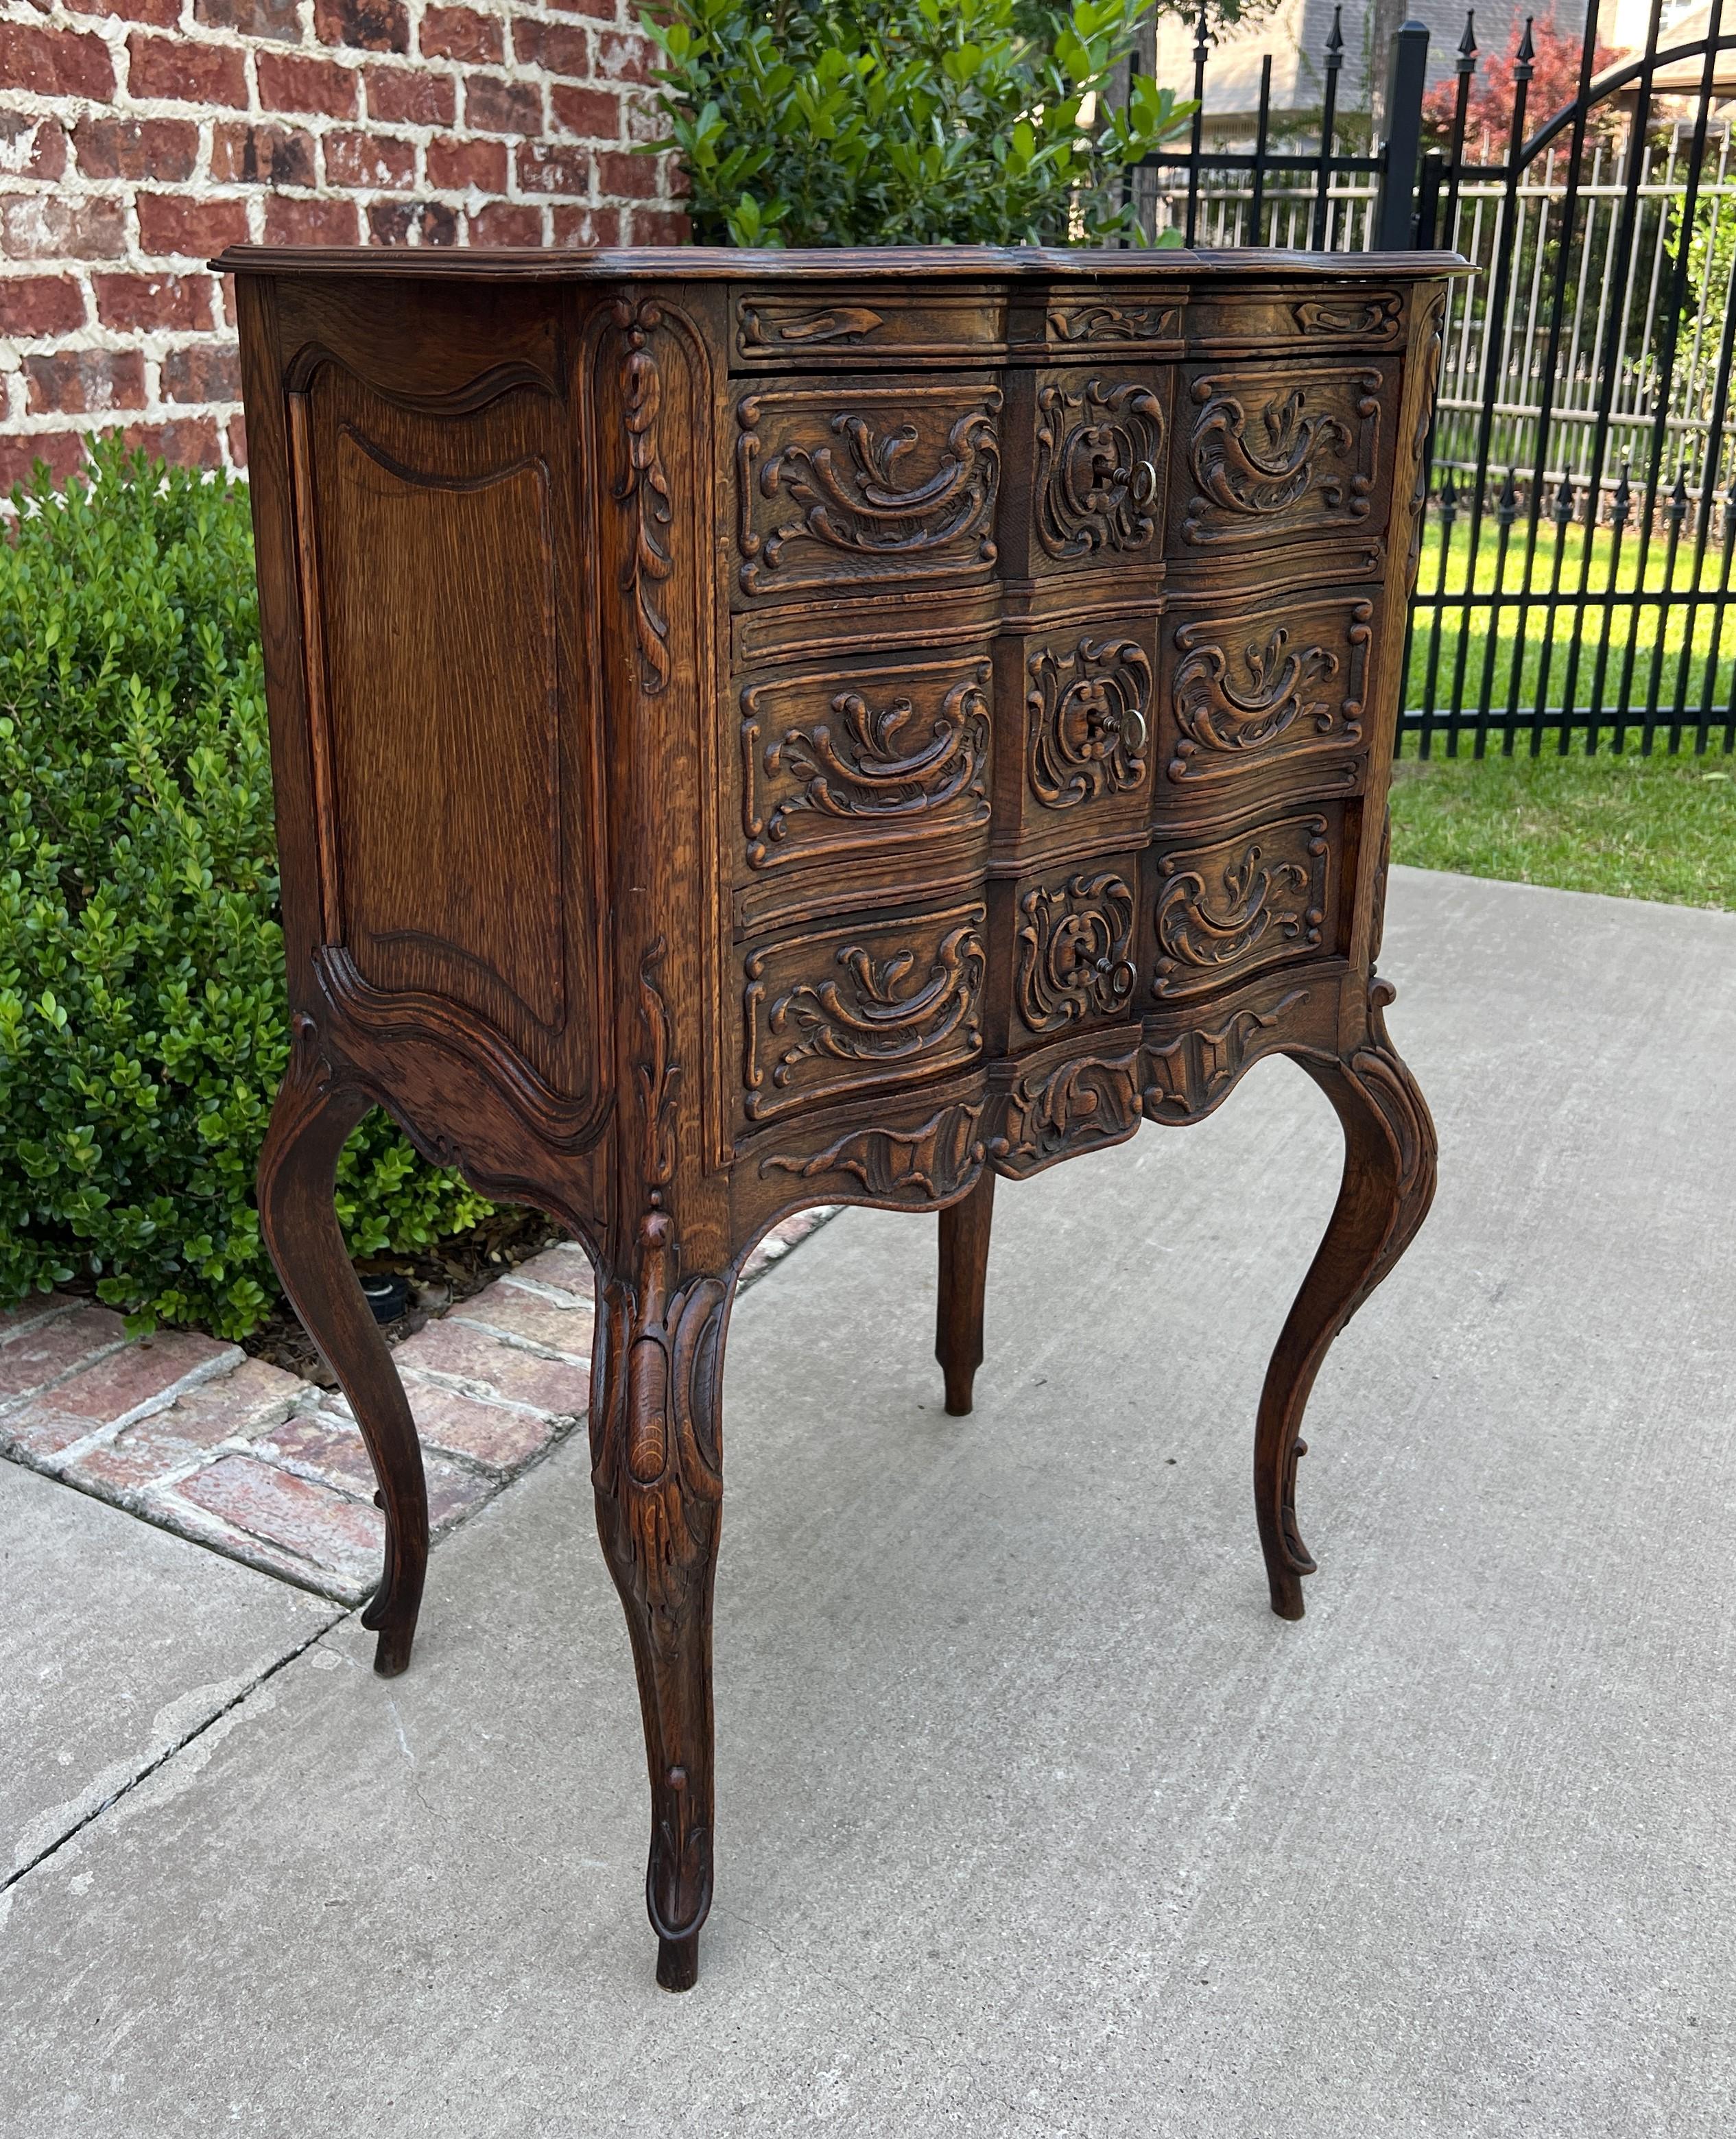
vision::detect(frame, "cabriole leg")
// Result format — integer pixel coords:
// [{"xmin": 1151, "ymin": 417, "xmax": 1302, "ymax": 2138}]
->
[
  {"xmin": 1255, "ymin": 989, "xmax": 1438, "ymax": 1620},
  {"xmin": 257, "ymin": 1016, "xmax": 429, "ymax": 1676},
  {"xmin": 936, "ymin": 1169, "xmax": 996, "ymax": 1417},
  {"xmin": 590, "ymin": 1211, "xmax": 735, "ymax": 1992}
]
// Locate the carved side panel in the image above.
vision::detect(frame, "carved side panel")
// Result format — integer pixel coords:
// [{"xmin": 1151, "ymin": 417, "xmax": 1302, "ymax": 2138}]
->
[
  {"xmin": 296, "ymin": 353, "xmax": 604, "ymax": 1120},
  {"xmin": 738, "ymin": 652, "xmax": 991, "ymax": 875},
  {"xmin": 1151, "ymin": 812, "xmax": 1335, "ymax": 1000},
  {"xmin": 1012, "ymin": 868, "xmax": 1139, "ymax": 1039},
  {"xmin": 741, "ymin": 900, "xmax": 987, "ymax": 1125},
  {"xmin": 1161, "ymin": 592, "xmax": 1373, "ymax": 792},
  {"xmin": 1033, "ymin": 368, "xmax": 1167, "ymax": 567},
  {"xmin": 735, "ymin": 379, "xmax": 1001, "ymax": 600},
  {"xmin": 1178, "ymin": 363, "xmax": 1388, "ymax": 553}
]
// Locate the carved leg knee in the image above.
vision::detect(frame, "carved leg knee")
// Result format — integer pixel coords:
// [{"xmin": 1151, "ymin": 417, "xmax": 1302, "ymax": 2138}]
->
[
  {"xmin": 591, "ymin": 1216, "xmax": 733, "ymax": 1991},
  {"xmin": 936, "ymin": 1169, "xmax": 996, "ymax": 1416},
  {"xmin": 257, "ymin": 1018, "xmax": 429, "ymax": 1676},
  {"xmin": 1255, "ymin": 994, "xmax": 1437, "ymax": 1620}
]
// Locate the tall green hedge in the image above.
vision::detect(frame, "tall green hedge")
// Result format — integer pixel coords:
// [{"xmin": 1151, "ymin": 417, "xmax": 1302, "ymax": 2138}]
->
[{"xmin": 0, "ymin": 442, "xmax": 492, "ymax": 1338}]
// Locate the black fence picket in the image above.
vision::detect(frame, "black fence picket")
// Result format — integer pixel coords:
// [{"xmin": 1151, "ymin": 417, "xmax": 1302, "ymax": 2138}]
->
[{"xmin": 1134, "ymin": 1, "xmax": 1736, "ymax": 757}]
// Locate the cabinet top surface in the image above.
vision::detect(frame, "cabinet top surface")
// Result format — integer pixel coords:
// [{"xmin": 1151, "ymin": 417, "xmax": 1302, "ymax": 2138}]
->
[{"xmin": 213, "ymin": 241, "xmax": 1471, "ymax": 284}]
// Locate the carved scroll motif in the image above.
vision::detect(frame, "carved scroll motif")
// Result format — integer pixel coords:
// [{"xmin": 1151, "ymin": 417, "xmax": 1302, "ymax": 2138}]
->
[
  {"xmin": 1293, "ymin": 294, "xmax": 1403, "ymax": 340},
  {"xmin": 1152, "ymin": 818, "xmax": 1329, "ymax": 997},
  {"xmin": 636, "ymin": 935, "xmax": 680, "ymax": 1188},
  {"xmin": 759, "ymin": 1101, "xmax": 986, "ymax": 1201},
  {"xmin": 1183, "ymin": 373, "xmax": 1377, "ymax": 543},
  {"xmin": 993, "ymin": 1045, "xmax": 1143, "ymax": 1174},
  {"xmin": 1047, "ymin": 301, "xmax": 1178, "ymax": 344},
  {"xmin": 1034, "ymin": 377, "xmax": 1164, "ymax": 560},
  {"xmin": 739, "ymin": 303, "xmax": 885, "ymax": 352},
  {"xmin": 1027, "ymin": 635, "xmax": 1151, "ymax": 810},
  {"xmin": 737, "ymin": 392, "xmax": 1001, "ymax": 592},
  {"xmin": 1015, "ymin": 872, "xmax": 1137, "ymax": 1035},
  {"xmin": 744, "ymin": 920, "xmax": 986, "ymax": 1118},
  {"xmin": 610, "ymin": 298, "xmax": 674, "ymax": 695},
  {"xmin": 1168, "ymin": 607, "xmax": 1368, "ymax": 778},
  {"xmin": 744, "ymin": 664, "xmax": 990, "ymax": 867},
  {"xmin": 1141, "ymin": 989, "xmax": 1312, "ymax": 1122}
]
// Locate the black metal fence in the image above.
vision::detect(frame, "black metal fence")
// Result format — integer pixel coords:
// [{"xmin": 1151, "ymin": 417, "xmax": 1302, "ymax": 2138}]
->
[{"xmin": 1137, "ymin": 1, "xmax": 1736, "ymax": 757}]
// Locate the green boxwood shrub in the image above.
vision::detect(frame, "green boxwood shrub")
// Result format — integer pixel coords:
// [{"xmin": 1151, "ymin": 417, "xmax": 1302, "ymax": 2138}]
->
[
  {"xmin": 0, "ymin": 442, "xmax": 492, "ymax": 1338},
  {"xmin": 644, "ymin": 0, "xmax": 1196, "ymax": 248}
]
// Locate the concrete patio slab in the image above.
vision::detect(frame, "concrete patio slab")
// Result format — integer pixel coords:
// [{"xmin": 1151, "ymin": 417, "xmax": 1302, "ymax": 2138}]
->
[
  {"xmin": 1, "ymin": 866, "xmax": 1733, "ymax": 2137},
  {"xmin": 0, "ymin": 1461, "xmax": 339, "ymax": 1886}
]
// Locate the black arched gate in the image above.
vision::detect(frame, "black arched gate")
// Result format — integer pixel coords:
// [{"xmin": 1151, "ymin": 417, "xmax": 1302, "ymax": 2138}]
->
[{"xmin": 1138, "ymin": 2, "xmax": 1736, "ymax": 758}]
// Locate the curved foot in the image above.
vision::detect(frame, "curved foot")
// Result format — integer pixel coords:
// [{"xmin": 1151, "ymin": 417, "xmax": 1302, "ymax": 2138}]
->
[
  {"xmin": 1255, "ymin": 991, "xmax": 1437, "ymax": 1620},
  {"xmin": 257, "ymin": 1016, "xmax": 430, "ymax": 1675},
  {"xmin": 936, "ymin": 1170, "xmax": 995, "ymax": 1417},
  {"xmin": 592, "ymin": 1213, "xmax": 734, "ymax": 1992},
  {"xmin": 656, "ymin": 1933, "xmax": 700, "ymax": 1993}
]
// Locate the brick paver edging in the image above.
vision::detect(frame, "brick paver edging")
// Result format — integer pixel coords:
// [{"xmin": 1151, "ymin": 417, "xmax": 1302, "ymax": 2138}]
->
[{"xmin": 0, "ymin": 1207, "xmax": 838, "ymax": 1603}]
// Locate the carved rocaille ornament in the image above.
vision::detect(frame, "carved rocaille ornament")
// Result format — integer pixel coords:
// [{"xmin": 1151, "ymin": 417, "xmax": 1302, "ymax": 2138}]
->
[
  {"xmin": 737, "ymin": 388, "xmax": 1001, "ymax": 593},
  {"xmin": 1182, "ymin": 370, "xmax": 1379, "ymax": 545},
  {"xmin": 1015, "ymin": 871, "xmax": 1137, "ymax": 1034},
  {"xmin": 1153, "ymin": 817, "xmax": 1331, "ymax": 997},
  {"xmin": 235, "ymin": 244, "xmax": 1458, "ymax": 1994},
  {"xmin": 1168, "ymin": 603, "xmax": 1370, "ymax": 779},
  {"xmin": 1027, "ymin": 633, "xmax": 1151, "ymax": 809},
  {"xmin": 1034, "ymin": 375, "xmax": 1165, "ymax": 559},
  {"xmin": 742, "ymin": 663, "xmax": 990, "ymax": 868},
  {"xmin": 992, "ymin": 1043, "xmax": 1143, "ymax": 1174},
  {"xmin": 760, "ymin": 1099, "xmax": 986, "ymax": 1201},
  {"xmin": 744, "ymin": 914, "xmax": 986, "ymax": 1119}
]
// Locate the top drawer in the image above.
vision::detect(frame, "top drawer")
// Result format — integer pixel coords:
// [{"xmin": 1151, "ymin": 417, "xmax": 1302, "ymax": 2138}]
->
[
  {"xmin": 732, "ymin": 287, "xmax": 1005, "ymax": 368},
  {"xmin": 733, "ymin": 376, "xmax": 1002, "ymax": 606},
  {"xmin": 1182, "ymin": 288, "xmax": 1407, "ymax": 357}
]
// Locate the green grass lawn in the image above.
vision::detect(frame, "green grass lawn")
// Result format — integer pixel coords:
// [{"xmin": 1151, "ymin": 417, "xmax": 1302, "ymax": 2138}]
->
[
  {"xmin": 1389, "ymin": 732, "xmax": 1736, "ymax": 909},
  {"xmin": 1409, "ymin": 515, "xmax": 1736, "ymax": 737},
  {"xmin": 1390, "ymin": 515, "xmax": 1736, "ymax": 909}
]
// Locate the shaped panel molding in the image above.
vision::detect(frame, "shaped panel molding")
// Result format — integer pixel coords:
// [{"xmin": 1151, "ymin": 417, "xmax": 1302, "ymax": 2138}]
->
[{"xmin": 1165, "ymin": 594, "xmax": 1372, "ymax": 789}]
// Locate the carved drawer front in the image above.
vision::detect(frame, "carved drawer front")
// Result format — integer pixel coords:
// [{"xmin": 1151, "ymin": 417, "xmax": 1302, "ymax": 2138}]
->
[
  {"xmin": 1158, "ymin": 589, "xmax": 1375, "ymax": 799},
  {"xmin": 992, "ymin": 1026, "xmax": 1145, "ymax": 1179},
  {"xmin": 1030, "ymin": 366, "xmax": 1169, "ymax": 579},
  {"xmin": 733, "ymin": 289, "xmax": 1003, "ymax": 368},
  {"xmin": 738, "ymin": 649, "xmax": 992, "ymax": 879},
  {"xmin": 1010, "ymin": 861, "xmax": 1141, "ymax": 1047},
  {"xmin": 1141, "ymin": 970, "xmax": 1331, "ymax": 1124},
  {"xmin": 734, "ymin": 378, "xmax": 1001, "ymax": 603},
  {"xmin": 1174, "ymin": 361, "xmax": 1392, "ymax": 557},
  {"xmin": 1183, "ymin": 289, "xmax": 1406, "ymax": 357},
  {"xmin": 1017, "ymin": 619, "xmax": 1156, "ymax": 837},
  {"xmin": 741, "ymin": 897, "xmax": 987, "ymax": 1126},
  {"xmin": 1150, "ymin": 807, "xmax": 1339, "ymax": 1002}
]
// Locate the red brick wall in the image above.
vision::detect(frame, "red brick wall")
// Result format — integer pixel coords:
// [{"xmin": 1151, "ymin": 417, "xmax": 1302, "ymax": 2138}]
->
[{"xmin": 0, "ymin": 0, "xmax": 685, "ymax": 486}]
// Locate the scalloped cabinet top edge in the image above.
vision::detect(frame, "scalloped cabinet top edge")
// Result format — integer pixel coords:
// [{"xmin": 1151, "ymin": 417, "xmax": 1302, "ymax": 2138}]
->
[{"xmin": 234, "ymin": 243, "xmax": 1462, "ymax": 1994}]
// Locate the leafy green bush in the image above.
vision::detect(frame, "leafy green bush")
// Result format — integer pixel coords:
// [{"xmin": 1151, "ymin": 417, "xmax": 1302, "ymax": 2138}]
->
[
  {"xmin": 644, "ymin": 0, "xmax": 1196, "ymax": 247},
  {"xmin": 0, "ymin": 442, "xmax": 492, "ymax": 1338}
]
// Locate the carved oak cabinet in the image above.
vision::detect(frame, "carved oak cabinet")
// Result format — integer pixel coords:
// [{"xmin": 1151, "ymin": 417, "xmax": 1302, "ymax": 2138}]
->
[{"xmin": 226, "ymin": 243, "xmax": 1461, "ymax": 1992}]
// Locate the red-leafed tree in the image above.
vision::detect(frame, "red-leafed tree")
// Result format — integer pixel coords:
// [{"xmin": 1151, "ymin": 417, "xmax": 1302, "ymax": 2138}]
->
[{"xmin": 1424, "ymin": 8, "xmax": 1620, "ymax": 154}]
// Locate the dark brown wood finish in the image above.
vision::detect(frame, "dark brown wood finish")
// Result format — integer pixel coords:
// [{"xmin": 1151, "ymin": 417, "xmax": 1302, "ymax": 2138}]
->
[{"xmin": 226, "ymin": 243, "xmax": 1463, "ymax": 1992}]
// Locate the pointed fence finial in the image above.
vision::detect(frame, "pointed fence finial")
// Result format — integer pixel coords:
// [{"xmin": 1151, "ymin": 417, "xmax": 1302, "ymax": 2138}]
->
[
  {"xmin": 1327, "ymin": 4, "xmax": 1344, "ymax": 62},
  {"xmin": 1497, "ymin": 468, "xmax": 1520, "ymax": 522},
  {"xmin": 1458, "ymin": 10, "xmax": 1477, "ymax": 67},
  {"xmin": 1667, "ymin": 469, "xmax": 1690, "ymax": 524},
  {"xmin": 1553, "ymin": 473, "xmax": 1576, "ymax": 523},
  {"xmin": 1611, "ymin": 463, "xmax": 1632, "ymax": 529},
  {"xmin": 1439, "ymin": 471, "xmax": 1459, "ymax": 521},
  {"xmin": 1515, "ymin": 15, "xmax": 1535, "ymax": 75}
]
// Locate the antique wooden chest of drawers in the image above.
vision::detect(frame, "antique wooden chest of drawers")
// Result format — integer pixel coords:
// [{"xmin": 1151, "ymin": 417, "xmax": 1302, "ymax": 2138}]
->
[{"xmin": 225, "ymin": 243, "xmax": 1462, "ymax": 1992}]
